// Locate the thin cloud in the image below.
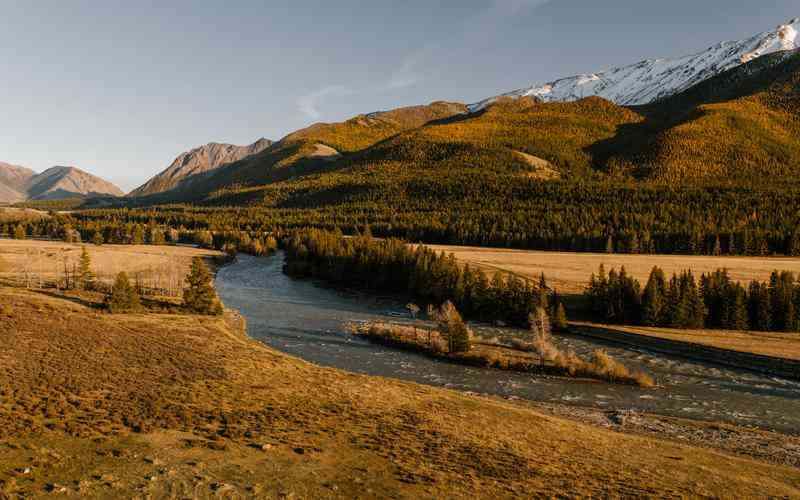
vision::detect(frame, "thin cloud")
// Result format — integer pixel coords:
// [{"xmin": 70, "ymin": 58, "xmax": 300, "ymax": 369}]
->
[
  {"xmin": 296, "ymin": 0, "xmax": 553, "ymax": 120},
  {"xmin": 391, "ymin": 0, "xmax": 553, "ymax": 90},
  {"xmin": 296, "ymin": 85, "xmax": 350, "ymax": 120}
]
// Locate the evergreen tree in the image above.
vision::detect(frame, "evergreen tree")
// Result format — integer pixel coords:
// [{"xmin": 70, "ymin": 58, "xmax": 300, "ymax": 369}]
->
[
  {"xmin": 712, "ymin": 235, "xmax": 722, "ymax": 256},
  {"xmin": 13, "ymin": 224, "xmax": 25, "ymax": 240},
  {"xmin": 107, "ymin": 272, "xmax": 140, "ymax": 313},
  {"xmin": 132, "ymin": 225, "xmax": 145, "ymax": 245},
  {"xmin": 183, "ymin": 257, "xmax": 223, "ymax": 315},
  {"xmin": 748, "ymin": 281, "xmax": 772, "ymax": 331},
  {"xmin": 92, "ymin": 231, "xmax": 104, "ymax": 245},
  {"xmin": 605, "ymin": 235, "xmax": 614, "ymax": 254},
  {"xmin": 553, "ymin": 302, "xmax": 568, "ymax": 331},
  {"xmin": 788, "ymin": 231, "xmax": 800, "ymax": 256},
  {"xmin": 77, "ymin": 247, "xmax": 95, "ymax": 291},
  {"xmin": 642, "ymin": 266, "xmax": 667, "ymax": 326}
]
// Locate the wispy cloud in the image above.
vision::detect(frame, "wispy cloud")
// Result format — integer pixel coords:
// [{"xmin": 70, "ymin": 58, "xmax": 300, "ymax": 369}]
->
[
  {"xmin": 296, "ymin": 85, "xmax": 350, "ymax": 120},
  {"xmin": 296, "ymin": 0, "xmax": 553, "ymax": 120}
]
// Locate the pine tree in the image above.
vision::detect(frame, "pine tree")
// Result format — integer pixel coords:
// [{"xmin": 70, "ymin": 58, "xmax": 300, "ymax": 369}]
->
[
  {"xmin": 642, "ymin": 266, "xmax": 666, "ymax": 326},
  {"xmin": 788, "ymin": 231, "xmax": 800, "ymax": 257},
  {"xmin": 132, "ymin": 225, "xmax": 145, "ymax": 245},
  {"xmin": 748, "ymin": 281, "xmax": 772, "ymax": 331},
  {"xmin": 183, "ymin": 258, "xmax": 223, "ymax": 315},
  {"xmin": 13, "ymin": 225, "xmax": 25, "ymax": 240},
  {"xmin": 605, "ymin": 235, "xmax": 614, "ymax": 254},
  {"xmin": 554, "ymin": 302, "xmax": 568, "ymax": 331},
  {"xmin": 77, "ymin": 247, "xmax": 95, "ymax": 291},
  {"xmin": 107, "ymin": 272, "xmax": 140, "ymax": 313},
  {"xmin": 712, "ymin": 235, "xmax": 722, "ymax": 256},
  {"xmin": 731, "ymin": 285, "xmax": 749, "ymax": 330},
  {"xmin": 92, "ymin": 231, "xmax": 104, "ymax": 245}
]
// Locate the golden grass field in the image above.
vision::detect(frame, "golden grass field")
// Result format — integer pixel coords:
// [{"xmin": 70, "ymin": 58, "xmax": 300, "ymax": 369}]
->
[
  {"xmin": 426, "ymin": 244, "xmax": 800, "ymax": 362},
  {"xmin": 573, "ymin": 322, "xmax": 800, "ymax": 361},
  {"xmin": 0, "ymin": 239, "xmax": 222, "ymax": 293},
  {"xmin": 0, "ymin": 208, "xmax": 49, "ymax": 224},
  {"xmin": 2, "ymin": 287, "xmax": 800, "ymax": 498},
  {"xmin": 426, "ymin": 244, "xmax": 800, "ymax": 295}
]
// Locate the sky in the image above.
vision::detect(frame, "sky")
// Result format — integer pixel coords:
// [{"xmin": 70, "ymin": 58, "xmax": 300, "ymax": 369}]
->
[{"xmin": 0, "ymin": 0, "xmax": 798, "ymax": 191}]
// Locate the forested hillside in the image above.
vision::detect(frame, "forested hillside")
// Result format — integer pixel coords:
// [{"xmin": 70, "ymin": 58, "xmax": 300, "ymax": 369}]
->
[{"xmin": 32, "ymin": 51, "xmax": 800, "ymax": 256}]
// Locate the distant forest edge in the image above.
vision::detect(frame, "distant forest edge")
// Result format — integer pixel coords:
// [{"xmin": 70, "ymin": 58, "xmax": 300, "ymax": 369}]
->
[{"xmin": 8, "ymin": 181, "xmax": 800, "ymax": 257}]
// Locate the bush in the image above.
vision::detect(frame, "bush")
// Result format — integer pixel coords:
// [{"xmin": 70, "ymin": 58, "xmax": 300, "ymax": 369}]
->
[{"xmin": 107, "ymin": 272, "xmax": 140, "ymax": 313}]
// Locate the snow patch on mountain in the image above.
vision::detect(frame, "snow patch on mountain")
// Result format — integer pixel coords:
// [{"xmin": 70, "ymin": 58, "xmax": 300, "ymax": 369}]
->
[{"xmin": 469, "ymin": 18, "xmax": 800, "ymax": 112}]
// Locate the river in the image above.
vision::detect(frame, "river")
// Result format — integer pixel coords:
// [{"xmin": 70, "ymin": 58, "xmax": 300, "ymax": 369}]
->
[{"xmin": 216, "ymin": 253, "xmax": 800, "ymax": 433}]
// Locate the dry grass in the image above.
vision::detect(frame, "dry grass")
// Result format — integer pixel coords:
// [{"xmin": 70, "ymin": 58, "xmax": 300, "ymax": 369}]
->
[
  {"xmin": 0, "ymin": 208, "xmax": 49, "ymax": 224},
  {"xmin": 1, "ymin": 288, "xmax": 800, "ymax": 497},
  {"xmin": 425, "ymin": 244, "xmax": 800, "ymax": 295},
  {"xmin": 0, "ymin": 239, "xmax": 223, "ymax": 293},
  {"xmin": 574, "ymin": 322, "xmax": 800, "ymax": 361}
]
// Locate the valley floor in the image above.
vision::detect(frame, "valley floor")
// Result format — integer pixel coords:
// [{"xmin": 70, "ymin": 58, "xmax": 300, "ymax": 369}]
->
[
  {"xmin": 427, "ymin": 244, "xmax": 800, "ymax": 363},
  {"xmin": 426, "ymin": 244, "xmax": 800, "ymax": 295},
  {"xmin": 2, "ymin": 287, "xmax": 800, "ymax": 498}
]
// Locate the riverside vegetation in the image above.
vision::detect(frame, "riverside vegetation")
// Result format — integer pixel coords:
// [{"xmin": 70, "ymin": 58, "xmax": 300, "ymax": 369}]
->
[
  {"xmin": 284, "ymin": 228, "xmax": 652, "ymax": 386},
  {"xmin": 587, "ymin": 264, "xmax": 800, "ymax": 332}
]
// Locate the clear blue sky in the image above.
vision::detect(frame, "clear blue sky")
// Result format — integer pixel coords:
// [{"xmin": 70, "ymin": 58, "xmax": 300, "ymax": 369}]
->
[{"xmin": 1, "ymin": 0, "xmax": 797, "ymax": 191}]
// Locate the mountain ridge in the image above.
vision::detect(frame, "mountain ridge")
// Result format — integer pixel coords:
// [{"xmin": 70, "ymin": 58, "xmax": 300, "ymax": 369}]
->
[
  {"xmin": 128, "ymin": 138, "xmax": 273, "ymax": 197},
  {"xmin": 469, "ymin": 17, "xmax": 799, "ymax": 111},
  {"xmin": 0, "ymin": 164, "xmax": 123, "ymax": 203}
]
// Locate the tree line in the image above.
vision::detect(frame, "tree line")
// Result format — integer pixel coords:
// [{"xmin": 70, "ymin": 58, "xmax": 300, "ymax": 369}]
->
[
  {"xmin": 586, "ymin": 265, "xmax": 800, "ymax": 332},
  {"xmin": 20, "ymin": 181, "xmax": 800, "ymax": 257},
  {"xmin": 283, "ymin": 228, "xmax": 566, "ymax": 328},
  {"xmin": 2, "ymin": 216, "xmax": 277, "ymax": 257}
]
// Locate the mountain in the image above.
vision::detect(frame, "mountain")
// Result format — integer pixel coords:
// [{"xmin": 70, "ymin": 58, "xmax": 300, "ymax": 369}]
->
[
  {"xmin": 128, "ymin": 101, "xmax": 467, "ymax": 204},
  {"xmin": 128, "ymin": 138, "xmax": 272, "ymax": 197},
  {"xmin": 603, "ymin": 48, "xmax": 800, "ymax": 182},
  {"xmin": 469, "ymin": 18, "xmax": 799, "ymax": 111},
  {"xmin": 25, "ymin": 166, "xmax": 123, "ymax": 200},
  {"xmin": 0, "ymin": 162, "xmax": 35, "ymax": 203},
  {"xmin": 198, "ymin": 50, "xmax": 800, "ymax": 208},
  {"xmin": 127, "ymin": 16, "xmax": 800, "ymax": 208}
]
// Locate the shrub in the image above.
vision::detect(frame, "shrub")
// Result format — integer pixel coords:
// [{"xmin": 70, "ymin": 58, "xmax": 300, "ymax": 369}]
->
[{"xmin": 107, "ymin": 272, "xmax": 140, "ymax": 313}]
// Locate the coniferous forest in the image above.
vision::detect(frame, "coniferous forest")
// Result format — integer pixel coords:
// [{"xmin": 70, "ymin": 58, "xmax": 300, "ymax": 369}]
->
[
  {"xmin": 10, "ymin": 181, "xmax": 800, "ymax": 257},
  {"xmin": 283, "ymin": 228, "xmax": 561, "ymax": 328},
  {"xmin": 586, "ymin": 265, "xmax": 800, "ymax": 332}
]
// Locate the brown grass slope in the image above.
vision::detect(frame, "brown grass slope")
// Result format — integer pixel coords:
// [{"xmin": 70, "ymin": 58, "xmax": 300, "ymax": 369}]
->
[{"xmin": 2, "ymin": 288, "xmax": 800, "ymax": 498}]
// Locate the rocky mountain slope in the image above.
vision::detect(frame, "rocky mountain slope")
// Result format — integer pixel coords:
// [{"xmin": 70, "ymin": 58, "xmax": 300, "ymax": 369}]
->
[
  {"xmin": 0, "ymin": 163, "xmax": 123, "ymax": 202},
  {"xmin": 128, "ymin": 138, "xmax": 272, "ymax": 197},
  {"xmin": 469, "ymin": 18, "xmax": 799, "ymax": 111}
]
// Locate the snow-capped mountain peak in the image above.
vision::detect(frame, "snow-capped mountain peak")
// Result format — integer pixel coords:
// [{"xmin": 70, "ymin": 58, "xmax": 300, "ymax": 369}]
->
[{"xmin": 469, "ymin": 17, "xmax": 800, "ymax": 112}]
